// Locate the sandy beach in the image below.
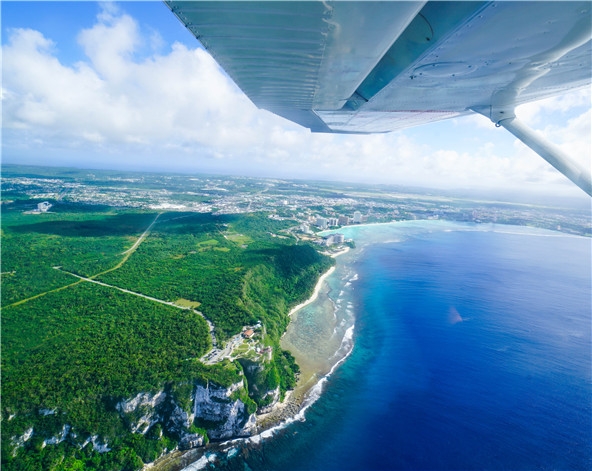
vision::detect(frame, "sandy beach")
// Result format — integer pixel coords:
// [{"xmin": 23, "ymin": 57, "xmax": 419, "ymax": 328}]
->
[
  {"xmin": 287, "ymin": 266, "xmax": 335, "ymax": 318},
  {"xmin": 330, "ymin": 246, "xmax": 350, "ymax": 258},
  {"xmin": 261, "ymin": 246, "xmax": 352, "ymax": 429},
  {"xmin": 286, "ymin": 246, "xmax": 349, "ymax": 318}
]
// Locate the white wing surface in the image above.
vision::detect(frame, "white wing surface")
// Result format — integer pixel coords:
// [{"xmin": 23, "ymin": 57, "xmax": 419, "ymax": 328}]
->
[{"xmin": 166, "ymin": 1, "xmax": 592, "ymax": 193}]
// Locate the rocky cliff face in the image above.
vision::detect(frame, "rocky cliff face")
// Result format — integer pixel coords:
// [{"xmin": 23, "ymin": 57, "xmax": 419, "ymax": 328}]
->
[
  {"xmin": 256, "ymin": 386, "xmax": 281, "ymax": 415},
  {"xmin": 116, "ymin": 391, "xmax": 167, "ymax": 434},
  {"xmin": 9, "ymin": 379, "xmax": 259, "ymax": 458},
  {"xmin": 192, "ymin": 381, "xmax": 257, "ymax": 439},
  {"xmin": 116, "ymin": 379, "xmax": 256, "ymax": 448}
]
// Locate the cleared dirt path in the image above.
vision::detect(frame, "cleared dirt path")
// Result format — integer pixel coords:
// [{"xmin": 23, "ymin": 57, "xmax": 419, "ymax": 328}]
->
[
  {"xmin": 121, "ymin": 212, "xmax": 161, "ymax": 255},
  {"xmin": 5, "ymin": 212, "xmax": 161, "ymax": 307}
]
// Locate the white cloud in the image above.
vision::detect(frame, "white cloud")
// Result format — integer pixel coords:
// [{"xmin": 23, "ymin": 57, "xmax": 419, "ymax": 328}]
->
[
  {"xmin": 517, "ymin": 88, "xmax": 591, "ymax": 126},
  {"xmin": 2, "ymin": 9, "xmax": 260, "ymax": 151},
  {"xmin": 77, "ymin": 8, "xmax": 139, "ymax": 81},
  {"xmin": 2, "ymin": 5, "xmax": 590, "ymax": 196}
]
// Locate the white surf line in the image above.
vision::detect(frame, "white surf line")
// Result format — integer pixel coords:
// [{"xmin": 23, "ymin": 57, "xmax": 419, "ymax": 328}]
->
[{"xmin": 121, "ymin": 212, "xmax": 162, "ymax": 255}]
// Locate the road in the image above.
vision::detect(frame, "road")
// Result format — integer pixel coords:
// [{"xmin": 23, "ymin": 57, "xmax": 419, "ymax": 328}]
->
[
  {"xmin": 54, "ymin": 267, "xmax": 218, "ymax": 351},
  {"xmin": 121, "ymin": 213, "xmax": 161, "ymax": 255}
]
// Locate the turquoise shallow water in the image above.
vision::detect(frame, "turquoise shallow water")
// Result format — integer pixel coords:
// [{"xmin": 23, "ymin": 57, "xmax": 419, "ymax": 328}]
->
[{"xmin": 185, "ymin": 221, "xmax": 592, "ymax": 471}]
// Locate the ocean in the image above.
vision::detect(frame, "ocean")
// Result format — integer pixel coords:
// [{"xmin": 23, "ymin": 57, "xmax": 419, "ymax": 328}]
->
[{"xmin": 185, "ymin": 221, "xmax": 591, "ymax": 471}]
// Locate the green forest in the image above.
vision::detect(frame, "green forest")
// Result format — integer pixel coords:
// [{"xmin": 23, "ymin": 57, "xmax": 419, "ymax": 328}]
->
[{"xmin": 1, "ymin": 200, "xmax": 333, "ymax": 470}]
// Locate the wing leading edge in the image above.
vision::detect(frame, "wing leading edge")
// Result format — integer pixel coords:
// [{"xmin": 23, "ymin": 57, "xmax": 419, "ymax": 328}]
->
[{"xmin": 166, "ymin": 1, "xmax": 592, "ymax": 194}]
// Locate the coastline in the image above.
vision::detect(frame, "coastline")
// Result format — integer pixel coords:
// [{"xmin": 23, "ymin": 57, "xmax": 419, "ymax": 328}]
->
[
  {"xmin": 330, "ymin": 246, "xmax": 350, "ymax": 258},
  {"xmin": 145, "ymin": 222, "xmax": 590, "ymax": 471},
  {"xmin": 287, "ymin": 266, "xmax": 335, "ymax": 318},
  {"xmin": 259, "ymin": 246, "xmax": 352, "ymax": 428},
  {"xmin": 286, "ymin": 246, "xmax": 349, "ymax": 318},
  {"xmin": 153, "ymin": 248, "xmax": 352, "ymax": 470}
]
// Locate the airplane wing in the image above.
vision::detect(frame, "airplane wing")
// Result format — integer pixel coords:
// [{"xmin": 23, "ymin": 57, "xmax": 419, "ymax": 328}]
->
[{"xmin": 165, "ymin": 1, "xmax": 592, "ymax": 194}]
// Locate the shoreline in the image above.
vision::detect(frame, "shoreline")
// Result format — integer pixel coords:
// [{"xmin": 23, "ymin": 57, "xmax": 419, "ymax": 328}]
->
[
  {"xmin": 286, "ymin": 246, "xmax": 349, "ymax": 318},
  {"xmin": 287, "ymin": 266, "xmax": 335, "ymax": 318},
  {"xmin": 259, "ymin": 246, "xmax": 351, "ymax": 428},
  {"xmin": 153, "ymin": 248, "xmax": 351, "ymax": 470},
  {"xmin": 330, "ymin": 246, "xmax": 350, "ymax": 258}
]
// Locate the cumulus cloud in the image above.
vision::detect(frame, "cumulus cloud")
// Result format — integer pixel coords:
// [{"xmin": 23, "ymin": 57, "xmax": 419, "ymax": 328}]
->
[
  {"xmin": 2, "ymin": 7, "xmax": 261, "ymax": 151},
  {"xmin": 2, "ymin": 4, "xmax": 590, "ymax": 195}
]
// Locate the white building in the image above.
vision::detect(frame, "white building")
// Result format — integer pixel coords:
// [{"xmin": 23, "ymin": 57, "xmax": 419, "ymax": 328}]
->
[
  {"xmin": 321, "ymin": 235, "xmax": 334, "ymax": 246},
  {"xmin": 322, "ymin": 233, "xmax": 345, "ymax": 246},
  {"xmin": 316, "ymin": 217, "xmax": 328, "ymax": 229},
  {"xmin": 333, "ymin": 233, "xmax": 345, "ymax": 244},
  {"xmin": 353, "ymin": 211, "xmax": 362, "ymax": 224},
  {"xmin": 328, "ymin": 217, "xmax": 339, "ymax": 227},
  {"xmin": 37, "ymin": 202, "xmax": 52, "ymax": 212},
  {"xmin": 300, "ymin": 223, "xmax": 311, "ymax": 233}
]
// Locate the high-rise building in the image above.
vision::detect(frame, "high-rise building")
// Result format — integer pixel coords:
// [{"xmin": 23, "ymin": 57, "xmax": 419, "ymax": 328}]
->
[
  {"xmin": 322, "ymin": 234, "xmax": 335, "ymax": 246},
  {"xmin": 321, "ymin": 233, "xmax": 345, "ymax": 246},
  {"xmin": 316, "ymin": 217, "xmax": 328, "ymax": 229},
  {"xmin": 353, "ymin": 211, "xmax": 362, "ymax": 224}
]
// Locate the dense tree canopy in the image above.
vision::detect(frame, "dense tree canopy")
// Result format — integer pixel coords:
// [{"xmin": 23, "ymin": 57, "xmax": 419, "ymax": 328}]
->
[{"xmin": 2, "ymin": 205, "xmax": 332, "ymax": 470}]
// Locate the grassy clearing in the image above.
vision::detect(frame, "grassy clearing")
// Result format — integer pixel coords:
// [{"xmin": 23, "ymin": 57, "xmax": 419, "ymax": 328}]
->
[
  {"xmin": 175, "ymin": 298, "xmax": 202, "ymax": 309},
  {"xmin": 234, "ymin": 343, "xmax": 249, "ymax": 355},
  {"xmin": 225, "ymin": 232, "xmax": 252, "ymax": 245},
  {"xmin": 197, "ymin": 239, "xmax": 219, "ymax": 247}
]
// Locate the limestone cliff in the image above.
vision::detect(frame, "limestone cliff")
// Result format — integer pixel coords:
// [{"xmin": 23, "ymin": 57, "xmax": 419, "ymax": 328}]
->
[
  {"xmin": 116, "ymin": 391, "xmax": 167, "ymax": 434},
  {"xmin": 116, "ymin": 379, "xmax": 256, "ymax": 448},
  {"xmin": 9, "ymin": 379, "xmax": 261, "ymax": 459},
  {"xmin": 256, "ymin": 386, "xmax": 281, "ymax": 415},
  {"xmin": 192, "ymin": 381, "xmax": 257, "ymax": 439}
]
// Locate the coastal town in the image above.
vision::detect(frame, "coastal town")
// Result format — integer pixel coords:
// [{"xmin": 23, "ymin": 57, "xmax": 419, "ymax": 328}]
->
[{"xmin": 3, "ymin": 165, "xmax": 590, "ymax": 237}]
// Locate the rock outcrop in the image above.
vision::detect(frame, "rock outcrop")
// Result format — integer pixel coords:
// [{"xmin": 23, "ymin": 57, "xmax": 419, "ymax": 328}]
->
[
  {"xmin": 178, "ymin": 433, "xmax": 204, "ymax": 451},
  {"xmin": 193, "ymin": 381, "xmax": 257, "ymax": 439},
  {"xmin": 115, "ymin": 379, "xmax": 257, "ymax": 447},
  {"xmin": 9, "ymin": 379, "xmax": 261, "ymax": 458},
  {"xmin": 256, "ymin": 386, "xmax": 281, "ymax": 415},
  {"xmin": 116, "ymin": 391, "xmax": 167, "ymax": 434},
  {"xmin": 43, "ymin": 424, "xmax": 71, "ymax": 448}
]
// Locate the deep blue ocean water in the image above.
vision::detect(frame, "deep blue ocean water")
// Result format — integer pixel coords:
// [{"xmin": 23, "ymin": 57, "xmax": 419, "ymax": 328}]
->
[{"xmin": 190, "ymin": 224, "xmax": 591, "ymax": 471}]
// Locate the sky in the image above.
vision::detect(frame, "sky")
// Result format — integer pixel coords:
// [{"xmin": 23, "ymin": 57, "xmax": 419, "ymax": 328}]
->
[{"xmin": 2, "ymin": 1, "xmax": 591, "ymax": 198}]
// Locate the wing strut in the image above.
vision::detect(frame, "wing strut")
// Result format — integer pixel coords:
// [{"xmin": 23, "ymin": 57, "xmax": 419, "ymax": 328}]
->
[{"xmin": 496, "ymin": 116, "xmax": 591, "ymax": 196}]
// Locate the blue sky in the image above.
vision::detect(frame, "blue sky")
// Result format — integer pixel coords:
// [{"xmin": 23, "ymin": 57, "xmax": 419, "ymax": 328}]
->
[{"xmin": 2, "ymin": 1, "xmax": 590, "ymax": 197}]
